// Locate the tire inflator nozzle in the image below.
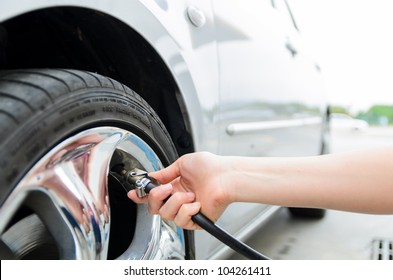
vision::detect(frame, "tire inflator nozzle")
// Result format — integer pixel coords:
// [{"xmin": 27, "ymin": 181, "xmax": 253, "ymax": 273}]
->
[{"xmin": 111, "ymin": 166, "xmax": 159, "ymax": 197}]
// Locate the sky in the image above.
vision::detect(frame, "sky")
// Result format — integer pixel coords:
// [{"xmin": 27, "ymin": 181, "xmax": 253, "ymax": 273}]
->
[{"xmin": 287, "ymin": 0, "xmax": 393, "ymax": 113}]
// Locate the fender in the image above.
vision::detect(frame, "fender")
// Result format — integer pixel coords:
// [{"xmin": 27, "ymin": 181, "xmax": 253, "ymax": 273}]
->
[{"xmin": 0, "ymin": 0, "xmax": 220, "ymax": 153}]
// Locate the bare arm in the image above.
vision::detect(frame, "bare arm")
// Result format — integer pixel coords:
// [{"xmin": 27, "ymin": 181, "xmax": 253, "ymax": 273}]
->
[
  {"xmin": 227, "ymin": 148, "xmax": 393, "ymax": 214},
  {"xmin": 128, "ymin": 148, "xmax": 393, "ymax": 230}
]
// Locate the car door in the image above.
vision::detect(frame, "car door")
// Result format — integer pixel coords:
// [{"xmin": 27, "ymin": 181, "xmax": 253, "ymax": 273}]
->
[
  {"xmin": 198, "ymin": 0, "xmax": 327, "ymax": 258},
  {"xmin": 215, "ymin": 0, "xmax": 325, "ymax": 158}
]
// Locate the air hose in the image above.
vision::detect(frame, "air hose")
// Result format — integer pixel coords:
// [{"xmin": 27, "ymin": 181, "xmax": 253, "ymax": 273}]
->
[
  {"xmin": 190, "ymin": 211, "xmax": 270, "ymax": 260},
  {"xmin": 112, "ymin": 167, "xmax": 270, "ymax": 260}
]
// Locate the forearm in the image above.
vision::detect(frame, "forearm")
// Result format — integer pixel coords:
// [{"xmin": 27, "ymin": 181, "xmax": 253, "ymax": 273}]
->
[{"xmin": 226, "ymin": 147, "xmax": 393, "ymax": 214}]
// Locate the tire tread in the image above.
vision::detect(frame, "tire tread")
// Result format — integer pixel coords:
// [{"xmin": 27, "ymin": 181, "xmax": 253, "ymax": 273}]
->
[{"xmin": 0, "ymin": 69, "xmax": 170, "ymax": 150}]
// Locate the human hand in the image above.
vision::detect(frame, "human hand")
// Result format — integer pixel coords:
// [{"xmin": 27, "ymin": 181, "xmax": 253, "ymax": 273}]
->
[{"xmin": 128, "ymin": 152, "xmax": 233, "ymax": 230}]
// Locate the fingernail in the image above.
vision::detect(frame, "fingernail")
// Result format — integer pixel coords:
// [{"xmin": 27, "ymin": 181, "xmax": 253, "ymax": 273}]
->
[
  {"xmin": 186, "ymin": 192, "xmax": 195, "ymax": 199},
  {"xmin": 192, "ymin": 201, "xmax": 201, "ymax": 209},
  {"xmin": 161, "ymin": 184, "xmax": 172, "ymax": 192}
]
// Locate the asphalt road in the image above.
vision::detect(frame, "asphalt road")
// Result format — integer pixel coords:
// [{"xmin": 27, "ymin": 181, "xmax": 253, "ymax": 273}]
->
[{"xmin": 228, "ymin": 126, "xmax": 393, "ymax": 260}]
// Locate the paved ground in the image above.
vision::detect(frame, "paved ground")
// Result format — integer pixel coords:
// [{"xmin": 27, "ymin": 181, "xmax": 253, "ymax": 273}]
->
[{"xmin": 228, "ymin": 126, "xmax": 393, "ymax": 260}]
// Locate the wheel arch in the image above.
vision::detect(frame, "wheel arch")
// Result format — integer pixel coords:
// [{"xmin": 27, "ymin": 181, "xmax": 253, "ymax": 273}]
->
[{"xmin": 0, "ymin": 4, "xmax": 195, "ymax": 156}]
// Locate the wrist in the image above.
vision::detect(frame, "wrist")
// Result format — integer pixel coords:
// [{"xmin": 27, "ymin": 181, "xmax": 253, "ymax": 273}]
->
[
  {"xmin": 226, "ymin": 156, "xmax": 283, "ymax": 204},
  {"xmin": 213, "ymin": 155, "xmax": 238, "ymax": 206},
  {"xmin": 222, "ymin": 156, "xmax": 253, "ymax": 204}
]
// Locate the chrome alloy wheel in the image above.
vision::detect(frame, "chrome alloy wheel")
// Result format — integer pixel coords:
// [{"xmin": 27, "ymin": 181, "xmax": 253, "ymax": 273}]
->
[{"xmin": 0, "ymin": 127, "xmax": 185, "ymax": 260}]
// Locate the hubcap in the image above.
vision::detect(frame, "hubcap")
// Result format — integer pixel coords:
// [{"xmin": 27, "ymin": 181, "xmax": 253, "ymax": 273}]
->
[{"xmin": 0, "ymin": 127, "xmax": 184, "ymax": 259}]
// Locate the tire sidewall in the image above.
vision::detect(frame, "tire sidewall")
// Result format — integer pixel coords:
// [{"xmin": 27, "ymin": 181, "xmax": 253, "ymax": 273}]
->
[{"xmin": 0, "ymin": 88, "xmax": 177, "ymax": 203}]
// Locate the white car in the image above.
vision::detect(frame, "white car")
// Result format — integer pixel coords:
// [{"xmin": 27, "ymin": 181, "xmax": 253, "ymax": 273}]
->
[
  {"xmin": 330, "ymin": 113, "xmax": 369, "ymax": 132},
  {"xmin": 0, "ymin": 0, "xmax": 329, "ymax": 260}
]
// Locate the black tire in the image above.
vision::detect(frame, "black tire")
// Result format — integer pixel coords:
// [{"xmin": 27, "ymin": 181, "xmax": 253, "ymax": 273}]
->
[
  {"xmin": 0, "ymin": 69, "xmax": 193, "ymax": 259},
  {"xmin": 288, "ymin": 207, "xmax": 326, "ymax": 219}
]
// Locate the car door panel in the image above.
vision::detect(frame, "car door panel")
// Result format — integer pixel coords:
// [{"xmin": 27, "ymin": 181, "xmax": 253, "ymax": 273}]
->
[{"xmin": 203, "ymin": 0, "xmax": 327, "ymax": 258}]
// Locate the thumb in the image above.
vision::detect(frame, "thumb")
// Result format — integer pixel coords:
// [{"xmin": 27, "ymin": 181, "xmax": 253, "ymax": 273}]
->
[{"xmin": 149, "ymin": 158, "xmax": 181, "ymax": 184}]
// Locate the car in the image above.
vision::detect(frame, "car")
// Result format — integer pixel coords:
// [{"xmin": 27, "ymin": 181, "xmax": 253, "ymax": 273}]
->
[
  {"xmin": 0, "ymin": 0, "xmax": 330, "ymax": 260},
  {"xmin": 330, "ymin": 113, "xmax": 369, "ymax": 132}
]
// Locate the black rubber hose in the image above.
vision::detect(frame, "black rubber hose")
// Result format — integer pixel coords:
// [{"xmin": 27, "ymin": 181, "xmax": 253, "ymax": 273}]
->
[
  {"xmin": 145, "ymin": 181, "xmax": 270, "ymax": 260},
  {"xmin": 191, "ymin": 212, "xmax": 270, "ymax": 260}
]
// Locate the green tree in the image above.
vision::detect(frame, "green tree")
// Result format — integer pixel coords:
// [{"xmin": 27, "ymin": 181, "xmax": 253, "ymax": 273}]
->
[{"xmin": 356, "ymin": 105, "xmax": 393, "ymax": 125}]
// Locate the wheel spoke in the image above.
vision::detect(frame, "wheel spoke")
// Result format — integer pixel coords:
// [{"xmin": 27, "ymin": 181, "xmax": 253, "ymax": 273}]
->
[{"xmin": 1, "ymin": 128, "xmax": 127, "ymax": 259}]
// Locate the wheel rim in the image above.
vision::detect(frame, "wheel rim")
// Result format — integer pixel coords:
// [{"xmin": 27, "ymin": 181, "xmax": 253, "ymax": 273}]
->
[{"xmin": 0, "ymin": 127, "xmax": 184, "ymax": 259}]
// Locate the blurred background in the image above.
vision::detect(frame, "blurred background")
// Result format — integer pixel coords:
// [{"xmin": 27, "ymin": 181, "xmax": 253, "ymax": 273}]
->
[{"xmin": 289, "ymin": 0, "xmax": 393, "ymax": 121}]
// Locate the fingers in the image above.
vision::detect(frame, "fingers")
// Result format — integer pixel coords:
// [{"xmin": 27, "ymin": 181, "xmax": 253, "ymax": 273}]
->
[
  {"xmin": 127, "ymin": 183, "xmax": 201, "ymax": 230},
  {"xmin": 127, "ymin": 183, "xmax": 173, "ymax": 208},
  {"xmin": 147, "ymin": 184, "xmax": 174, "ymax": 214},
  {"xmin": 158, "ymin": 191, "xmax": 196, "ymax": 219},
  {"xmin": 154, "ymin": 192, "xmax": 201, "ymax": 230},
  {"xmin": 127, "ymin": 189, "xmax": 148, "ymax": 204},
  {"xmin": 174, "ymin": 202, "xmax": 201, "ymax": 230}
]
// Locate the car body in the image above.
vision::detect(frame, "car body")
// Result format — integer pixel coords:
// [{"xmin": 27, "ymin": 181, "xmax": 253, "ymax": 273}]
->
[
  {"xmin": 330, "ymin": 113, "xmax": 369, "ymax": 132},
  {"xmin": 0, "ymin": 0, "xmax": 329, "ymax": 260}
]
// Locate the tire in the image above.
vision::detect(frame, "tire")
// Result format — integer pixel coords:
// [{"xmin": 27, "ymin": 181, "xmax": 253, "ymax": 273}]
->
[
  {"xmin": 288, "ymin": 207, "xmax": 326, "ymax": 219},
  {"xmin": 0, "ymin": 69, "xmax": 192, "ymax": 259}
]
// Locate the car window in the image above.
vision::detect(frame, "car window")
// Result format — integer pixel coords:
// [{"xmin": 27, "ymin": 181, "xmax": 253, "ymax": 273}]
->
[{"xmin": 271, "ymin": 0, "xmax": 298, "ymax": 30}]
